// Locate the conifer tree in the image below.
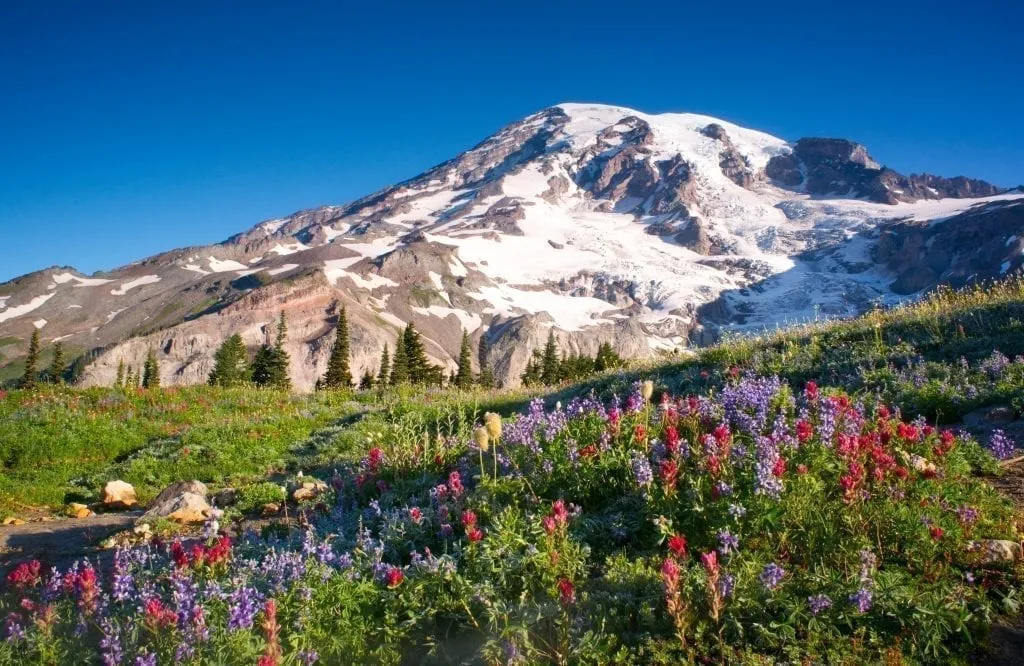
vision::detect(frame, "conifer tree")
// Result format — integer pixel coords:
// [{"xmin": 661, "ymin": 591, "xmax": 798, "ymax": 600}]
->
[
  {"xmin": 209, "ymin": 334, "xmax": 249, "ymax": 387},
  {"xmin": 115, "ymin": 359, "xmax": 125, "ymax": 388},
  {"xmin": 124, "ymin": 365, "xmax": 135, "ymax": 388},
  {"xmin": 48, "ymin": 341, "xmax": 65, "ymax": 384},
  {"xmin": 594, "ymin": 341, "xmax": 622, "ymax": 372},
  {"xmin": 477, "ymin": 333, "xmax": 494, "ymax": 389},
  {"xmin": 454, "ymin": 330, "xmax": 473, "ymax": 389},
  {"xmin": 377, "ymin": 344, "xmax": 391, "ymax": 388},
  {"xmin": 322, "ymin": 307, "xmax": 353, "ymax": 389},
  {"xmin": 261, "ymin": 312, "xmax": 291, "ymax": 390},
  {"xmin": 520, "ymin": 349, "xmax": 544, "ymax": 387},
  {"xmin": 359, "ymin": 370, "xmax": 375, "ymax": 390},
  {"xmin": 250, "ymin": 345, "xmax": 276, "ymax": 387},
  {"xmin": 390, "ymin": 337, "xmax": 409, "ymax": 385},
  {"xmin": 142, "ymin": 349, "xmax": 160, "ymax": 389},
  {"xmin": 540, "ymin": 330, "xmax": 560, "ymax": 386},
  {"xmin": 20, "ymin": 329, "xmax": 40, "ymax": 389},
  {"xmin": 403, "ymin": 323, "xmax": 430, "ymax": 384}
]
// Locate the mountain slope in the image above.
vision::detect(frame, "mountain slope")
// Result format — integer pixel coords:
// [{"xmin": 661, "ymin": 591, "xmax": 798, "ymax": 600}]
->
[{"xmin": 1, "ymin": 103, "xmax": 1022, "ymax": 389}]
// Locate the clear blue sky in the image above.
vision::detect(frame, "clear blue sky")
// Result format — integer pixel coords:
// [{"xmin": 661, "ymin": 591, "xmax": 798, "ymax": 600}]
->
[{"xmin": 1, "ymin": 0, "xmax": 1022, "ymax": 282}]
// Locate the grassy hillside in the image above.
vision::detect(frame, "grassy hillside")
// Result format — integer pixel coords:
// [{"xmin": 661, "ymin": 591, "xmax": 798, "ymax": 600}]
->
[{"xmin": 0, "ymin": 278, "xmax": 1022, "ymax": 664}]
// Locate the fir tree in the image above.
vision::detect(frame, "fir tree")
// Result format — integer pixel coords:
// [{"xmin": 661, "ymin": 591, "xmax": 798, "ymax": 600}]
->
[
  {"xmin": 142, "ymin": 349, "xmax": 160, "ymax": 389},
  {"xmin": 124, "ymin": 365, "xmax": 135, "ymax": 388},
  {"xmin": 48, "ymin": 341, "xmax": 66, "ymax": 384},
  {"xmin": 209, "ymin": 334, "xmax": 249, "ymax": 387},
  {"xmin": 115, "ymin": 359, "xmax": 125, "ymax": 388},
  {"xmin": 377, "ymin": 345, "xmax": 391, "ymax": 388},
  {"xmin": 260, "ymin": 312, "xmax": 292, "ymax": 390},
  {"xmin": 540, "ymin": 330, "xmax": 560, "ymax": 386},
  {"xmin": 250, "ymin": 345, "xmax": 276, "ymax": 387},
  {"xmin": 520, "ymin": 349, "xmax": 544, "ymax": 387},
  {"xmin": 403, "ymin": 323, "xmax": 430, "ymax": 384},
  {"xmin": 594, "ymin": 342, "xmax": 622, "ymax": 372},
  {"xmin": 454, "ymin": 330, "xmax": 473, "ymax": 389},
  {"xmin": 322, "ymin": 307, "xmax": 353, "ymax": 389},
  {"xmin": 476, "ymin": 333, "xmax": 495, "ymax": 389},
  {"xmin": 20, "ymin": 329, "xmax": 40, "ymax": 389},
  {"xmin": 359, "ymin": 370, "xmax": 375, "ymax": 390},
  {"xmin": 390, "ymin": 336, "xmax": 409, "ymax": 385}
]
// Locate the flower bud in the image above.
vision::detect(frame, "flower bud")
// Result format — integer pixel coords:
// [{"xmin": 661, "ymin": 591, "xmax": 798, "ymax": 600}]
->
[
  {"xmin": 473, "ymin": 427, "xmax": 490, "ymax": 452},
  {"xmin": 642, "ymin": 380, "xmax": 654, "ymax": 401},
  {"xmin": 484, "ymin": 412, "xmax": 502, "ymax": 441}
]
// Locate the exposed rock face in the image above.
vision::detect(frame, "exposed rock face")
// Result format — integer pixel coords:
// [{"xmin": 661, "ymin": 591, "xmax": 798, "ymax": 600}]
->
[
  {"xmin": 875, "ymin": 199, "xmax": 1024, "ymax": 294},
  {"xmin": 766, "ymin": 138, "xmax": 1005, "ymax": 204},
  {"xmin": 0, "ymin": 102, "xmax": 1020, "ymax": 389}
]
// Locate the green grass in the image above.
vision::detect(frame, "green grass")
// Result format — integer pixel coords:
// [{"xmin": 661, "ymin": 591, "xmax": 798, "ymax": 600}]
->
[{"xmin": 0, "ymin": 386, "xmax": 366, "ymax": 513}]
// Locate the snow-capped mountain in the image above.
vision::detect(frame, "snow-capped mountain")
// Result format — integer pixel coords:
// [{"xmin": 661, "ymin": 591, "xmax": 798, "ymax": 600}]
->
[{"xmin": 2, "ymin": 103, "xmax": 1022, "ymax": 389}]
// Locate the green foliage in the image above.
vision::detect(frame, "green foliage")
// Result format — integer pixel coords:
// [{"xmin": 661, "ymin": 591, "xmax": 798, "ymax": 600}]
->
[
  {"xmin": 477, "ymin": 334, "xmax": 495, "ymax": 389},
  {"xmin": 141, "ymin": 348, "xmax": 160, "ymax": 389},
  {"xmin": 540, "ymin": 330, "xmax": 559, "ymax": 385},
  {"xmin": 454, "ymin": 330, "xmax": 473, "ymax": 389},
  {"xmin": 46, "ymin": 341, "xmax": 65, "ymax": 384},
  {"xmin": 377, "ymin": 344, "xmax": 391, "ymax": 388},
  {"xmin": 114, "ymin": 359, "xmax": 125, "ymax": 388},
  {"xmin": 235, "ymin": 481, "xmax": 287, "ymax": 513},
  {"xmin": 20, "ymin": 329, "xmax": 40, "ymax": 389},
  {"xmin": 322, "ymin": 306, "xmax": 354, "ymax": 389},
  {"xmin": 208, "ymin": 334, "xmax": 249, "ymax": 387}
]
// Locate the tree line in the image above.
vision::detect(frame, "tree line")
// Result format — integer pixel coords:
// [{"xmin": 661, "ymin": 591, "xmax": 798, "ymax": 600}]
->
[{"xmin": 520, "ymin": 330, "xmax": 622, "ymax": 387}]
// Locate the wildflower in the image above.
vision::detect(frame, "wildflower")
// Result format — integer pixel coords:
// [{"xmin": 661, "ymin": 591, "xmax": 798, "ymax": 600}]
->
[
  {"xmin": 717, "ymin": 573, "xmax": 735, "ymax": 599},
  {"xmin": 796, "ymin": 420, "xmax": 813, "ymax": 443},
  {"xmin": 473, "ymin": 427, "xmax": 490, "ymax": 452},
  {"xmin": 259, "ymin": 599, "xmax": 281, "ymax": 666},
  {"xmin": 447, "ymin": 471, "xmax": 464, "ymax": 498},
  {"xmin": 557, "ymin": 578, "xmax": 575, "ymax": 606},
  {"xmin": 367, "ymin": 447, "xmax": 384, "ymax": 472},
  {"xmin": 408, "ymin": 507, "xmax": 423, "ymax": 524},
  {"xmin": 5, "ymin": 560, "xmax": 42, "ymax": 589},
  {"xmin": 717, "ymin": 530, "xmax": 739, "ymax": 556},
  {"xmin": 634, "ymin": 423, "xmax": 647, "ymax": 444},
  {"xmin": 661, "ymin": 557, "xmax": 689, "ymax": 645},
  {"xmin": 461, "ymin": 510, "xmax": 478, "ymax": 529},
  {"xmin": 135, "ymin": 651, "xmax": 157, "ymax": 666},
  {"xmin": 227, "ymin": 586, "xmax": 262, "ymax": 630},
  {"xmin": 759, "ymin": 563, "xmax": 785, "ymax": 591},
  {"xmin": 632, "ymin": 453, "xmax": 653, "ymax": 487},
  {"xmin": 701, "ymin": 551, "xmax": 720, "ymax": 578},
  {"xmin": 484, "ymin": 412, "xmax": 503, "ymax": 440},
  {"xmin": 659, "ymin": 459, "xmax": 679, "ymax": 489},
  {"xmin": 386, "ymin": 566, "xmax": 404, "ymax": 588},
  {"xmin": 143, "ymin": 598, "xmax": 178, "ymax": 631},
  {"xmin": 298, "ymin": 650, "xmax": 320, "ymax": 665},
  {"xmin": 849, "ymin": 587, "xmax": 873, "ymax": 613},
  {"xmin": 804, "ymin": 381, "xmax": 818, "ymax": 401},
  {"xmin": 808, "ymin": 594, "xmax": 833, "ymax": 615},
  {"xmin": 641, "ymin": 380, "xmax": 654, "ymax": 401},
  {"xmin": 987, "ymin": 429, "xmax": 1017, "ymax": 461},
  {"xmin": 466, "ymin": 527, "xmax": 484, "ymax": 543},
  {"xmin": 542, "ymin": 515, "xmax": 557, "ymax": 536},
  {"xmin": 929, "ymin": 525, "xmax": 944, "ymax": 540},
  {"xmin": 956, "ymin": 505, "xmax": 980, "ymax": 527},
  {"xmin": 667, "ymin": 534, "xmax": 688, "ymax": 560}
]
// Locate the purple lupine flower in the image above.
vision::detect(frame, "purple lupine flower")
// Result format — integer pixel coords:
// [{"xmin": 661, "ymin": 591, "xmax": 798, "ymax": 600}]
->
[
  {"xmin": 759, "ymin": 563, "xmax": 785, "ymax": 591},
  {"xmin": 980, "ymin": 351, "xmax": 1011, "ymax": 378},
  {"xmin": 3, "ymin": 614, "xmax": 25, "ymax": 644},
  {"xmin": 717, "ymin": 573, "xmax": 736, "ymax": 599},
  {"xmin": 728, "ymin": 503, "xmax": 747, "ymax": 520},
  {"xmin": 956, "ymin": 505, "xmax": 980, "ymax": 526},
  {"xmin": 987, "ymin": 429, "xmax": 1017, "ymax": 461},
  {"xmin": 632, "ymin": 453, "xmax": 653, "ymax": 487},
  {"xmin": 714, "ymin": 480, "xmax": 734, "ymax": 497},
  {"xmin": 99, "ymin": 617, "xmax": 123, "ymax": 666},
  {"xmin": 717, "ymin": 530, "xmax": 739, "ymax": 556},
  {"xmin": 753, "ymin": 436, "xmax": 784, "ymax": 499},
  {"xmin": 298, "ymin": 650, "xmax": 320, "ymax": 665},
  {"xmin": 135, "ymin": 652, "xmax": 157, "ymax": 666},
  {"xmin": 226, "ymin": 586, "xmax": 262, "ymax": 630},
  {"xmin": 849, "ymin": 587, "xmax": 873, "ymax": 613},
  {"xmin": 808, "ymin": 594, "xmax": 833, "ymax": 615}
]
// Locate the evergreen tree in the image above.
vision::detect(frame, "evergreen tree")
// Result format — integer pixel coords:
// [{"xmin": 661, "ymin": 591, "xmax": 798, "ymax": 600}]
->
[
  {"xmin": 359, "ymin": 370, "xmax": 375, "ymax": 390},
  {"xmin": 377, "ymin": 345, "xmax": 391, "ymax": 388},
  {"xmin": 20, "ymin": 329, "xmax": 40, "ymax": 389},
  {"xmin": 142, "ymin": 349, "xmax": 160, "ymax": 389},
  {"xmin": 476, "ymin": 333, "xmax": 494, "ymax": 389},
  {"xmin": 209, "ymin": 334, "xmax": 249, "ymax": 387},
  {"xmin": 47, "ymin": 342, "xmax": 66, "ymax": 384},
  {"xmin": 124, "ymin": 365, "xmax": 135, "ymax": 388},
  {"xmin": 390, "ymin": 337, "xmax": 409, "ymax": 385},
  {"xmin": 454, "ymin": 330, "xmax": 473, "ymax": 389},
  {"xmin": 322, "ymin": 307, "xmax": 353, "ymax": 389},
  {"xmin": 594, "ymin": 342, "xmax": 622, "ymax": 372},
  {"xmin": 540, "ymin": 330, "xmax": 560, "ymax": 386},
  {"xmin": 403, "ymin": 323, "xmax": 430, "ymax": 384},
  {"xmin": 115, "ymin": 359, "xmax": 125, "ymax": 388},
  {"xmin": 250, "ymin": 345, "xmax": 276, "ymax": 387},
  {"xmin": 258, "ymin": 312, "xmax": 291, "ymax": 390},
  {"xmin": 520, "ymin": 349, "xmax": 544, "ymax": 386}
]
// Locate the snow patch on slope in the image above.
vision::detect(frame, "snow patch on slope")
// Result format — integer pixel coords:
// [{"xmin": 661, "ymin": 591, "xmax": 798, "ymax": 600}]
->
[
  {"xmin": 0, "ymin": 293, "xmax": 56, "ymax": 324},
  {"xmin": 111, "ymin": 275, "xmax": 161, "ymax": 296}
]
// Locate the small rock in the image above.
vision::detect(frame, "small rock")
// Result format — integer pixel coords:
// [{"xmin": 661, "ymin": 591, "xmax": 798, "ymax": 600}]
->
[
  {"xmin": 140, "ymin": 480, "xmax": 214, "ymax": 524},
  {"xmin": 102, "ymin": 480, "xmax": 138, "ymax": 509},
  {"xmin": 292, "ymin": 479, "xmax": 328, "ymax": 502},
  {"xmin": 261, "ymin": 503, "xmax": 281, "ymax": 516},
  {"xmin": 2, "ymin": 517, "xmax": 25, "ymax": 526},
  {"xmin": 212, "ymin": 488, "xmax": 238, "ymax": 507},
  {"xmin": 133, "ymin": 523, "xmax": 152, "ymax": 536},
  {"xmin": 974, "ymin": 539, "xmax": 1022, "ymax": 563},
  {"xmin": 68, "ymin": 503, "xmax": 94, "ymax": 519},
  {"xmin": 985, "ymin": 406, "xmax": 1015, "ymax": 424}
]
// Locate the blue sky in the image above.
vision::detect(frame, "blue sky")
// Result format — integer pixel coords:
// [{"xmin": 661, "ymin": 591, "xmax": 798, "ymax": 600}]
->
[{"xmin": 1, "ymin": 0, "xmax": 1021, "ymax": 282}]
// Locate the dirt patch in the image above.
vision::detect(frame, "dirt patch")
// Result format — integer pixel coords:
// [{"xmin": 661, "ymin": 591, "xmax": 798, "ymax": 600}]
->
[{"xmin": 0, "ymin": 512, "xmax": 141, "ymax": 576}]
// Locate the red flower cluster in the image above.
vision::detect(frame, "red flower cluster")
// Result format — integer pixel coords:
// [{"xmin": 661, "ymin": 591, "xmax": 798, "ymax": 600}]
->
[
  {"xmin": 667, "ymin": 534, "xmax": 688, "ymax": 560},
  {"xmin": 796, "ymin": 420, "xmax": 813, "ymax": 443},
  {"xmin": 542, "ymin": 499, "xmax": 571, "ymax": 537},
  {"xmin": 366, "ymin": 447, "xmax": 384, "ymax": 472},
  {"xmin": 804, "ymin": 381, "xmax": 819, "ymax": 401},
  {"xmin": 659, "ymin": 459, "xmax": 679, "ymax": 490},
  {"xmin": 386, "ymin": 566, "xmax": 404, "ymax": 588},
  {"xmin": 171, "ymin": 535, "xmax": 232, "ymax": 569},
  {"xmin": 447, "ymin": 471, "xmax": 464, "ymax": 499},
  {"xmin": 144, "ymin": 598, "xmax": 178, "ymax": 631},
  {"xmin": 408, "ymin": 507, "xmax": 423, "ymax": 525},
  {"xmin": 557, "ymin": 577, "xmax": 575, "ymax": 606},
  {"xmin": 6, "ymin": 560, "xmax": 41, "ymax": 589},
  {"xmin": 462, "ymin": 509, "xmax": 484, "ymax": 542},
  {"xmin": 664, "ymin": 426, "xmax": 681, "ymax": 456}
]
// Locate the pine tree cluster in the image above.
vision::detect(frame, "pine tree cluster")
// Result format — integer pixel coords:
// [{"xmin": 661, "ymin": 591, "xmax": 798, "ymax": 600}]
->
[{"xmin": 520, "ymin": 333, "xmax": 622, "ymax": 387}]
